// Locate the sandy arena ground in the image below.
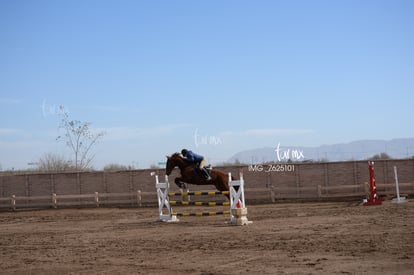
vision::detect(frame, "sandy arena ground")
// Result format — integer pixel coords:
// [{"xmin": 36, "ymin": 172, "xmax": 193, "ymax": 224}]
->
[{"xmin": 0, "ymin": 201, "xmax": 413, "ymax": 274}]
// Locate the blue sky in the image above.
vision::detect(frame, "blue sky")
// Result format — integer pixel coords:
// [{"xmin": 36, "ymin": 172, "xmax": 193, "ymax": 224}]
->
[{"xmin": 1, "ymin": 0, "xmax": 413, "ymax": 170}]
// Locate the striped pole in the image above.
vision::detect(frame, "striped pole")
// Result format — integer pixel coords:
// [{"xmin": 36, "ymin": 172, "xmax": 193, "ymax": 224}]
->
[
  {"xmin": 172, "ymin": 210, "xmax": 231, "ymax": 217},
  {"xmin": 168, "ymin": 191, "xmax": 230, "ymax": 197},
  {"xmin": 169, "ymin": 201, "xmax": 230, "ymax": 206}
]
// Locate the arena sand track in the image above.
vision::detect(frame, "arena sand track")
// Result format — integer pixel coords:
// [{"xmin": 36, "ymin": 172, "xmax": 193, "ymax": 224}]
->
[{"xmin": 0, "ymin": 201, "xmax": 413, "ymax": 274}]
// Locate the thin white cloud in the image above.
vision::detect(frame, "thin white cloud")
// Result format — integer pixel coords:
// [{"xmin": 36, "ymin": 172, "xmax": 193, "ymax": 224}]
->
[
  {"xmin": 0, "ymin": 98, "xmax": 20, "ymax": 104},
  {"xmin": 0, "ymin": 140, "xmax": 49, "ymax": 148},
  {"xmin": 221, "ymin": 128, "xmax": 314, "ymax": 137},
  {"xmin": 0, "ymin": 128, "xmax": 21, "ymax": 136},
  {"xmin": 100, "ymin": 124, "xmax": 191, "ymax": 141},
  {"xmin": 76, "ymin": 105, "xmax": 144, "ymax": 114},
  {"xmin": 78, "ymin": 105, "xmax": 122, "ymax": 112}
]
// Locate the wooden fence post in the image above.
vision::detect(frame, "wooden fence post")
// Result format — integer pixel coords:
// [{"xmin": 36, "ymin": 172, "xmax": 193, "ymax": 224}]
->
[
  {"xmin": 95, "ymin": 192, "xmax": 99, "ymax": 207},
  {"xmin": 11, "ymin": 195, "xmax": 16, "ymax": 211},
  {"xmin": 52, "ymin": 193, "xmax": 57, "ymax": 209},
  {"xmin": 267, "ymin": 173, "xmax": 275, "ymax": 203},
  {"xmin": 137, "ymin": 190, "xmax": 142, "ymax": 207}
]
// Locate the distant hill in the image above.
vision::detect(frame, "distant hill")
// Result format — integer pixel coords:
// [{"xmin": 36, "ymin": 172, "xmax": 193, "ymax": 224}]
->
[{"xmin": 228, "ymin": 138, "xmax": 414, "ymax": 164}]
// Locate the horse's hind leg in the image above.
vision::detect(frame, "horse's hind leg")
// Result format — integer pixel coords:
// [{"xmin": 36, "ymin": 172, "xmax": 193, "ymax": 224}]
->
[
  {"xmin": 174, "ymin": 177, "xmax": 186, "ymax": 188},
  {"xmin": 213, "ymin": 177, "xmax": 230, "ymax": 199},
  {"xmin": 180, "ymin": 182, "xmax": 189, "ymax": 193},
  {"xmin": 213, "ymin": 179, "xmax": 228, "ymax": 192}
]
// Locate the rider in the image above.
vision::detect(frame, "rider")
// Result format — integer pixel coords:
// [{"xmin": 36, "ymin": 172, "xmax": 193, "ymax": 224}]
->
[{"xmin": 181, "ymin": 149, "xmax": 211, "ymax": 180}]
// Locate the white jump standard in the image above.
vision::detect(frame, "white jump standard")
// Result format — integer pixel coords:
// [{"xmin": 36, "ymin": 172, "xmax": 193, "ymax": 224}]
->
[
  {"xmin": 392, "ymin": 166, "xmax": 408, "ymax": 204},
  {"xmin": 155, "ymin": 172, "xmax": 251, "ymax": 225},
  {"xmin": 155, "ymin": 174, "xmax": 178, "ymax": 222}
]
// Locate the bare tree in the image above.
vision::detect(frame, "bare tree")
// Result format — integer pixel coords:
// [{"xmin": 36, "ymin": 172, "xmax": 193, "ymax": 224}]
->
[
  {"xmin": 57, "ymin": 106, "xmax": 105, "ymax": 171},
  {"xmin": 104, "ymin": 163, "xmax": 131, "ymax": 171},
  {"xmin": 370, "ymin": 152, "xmax": 392, "ymax": 160},
  {"xmin": 37, "ymin": 153, "xmax": 74, "ymax": 172}
]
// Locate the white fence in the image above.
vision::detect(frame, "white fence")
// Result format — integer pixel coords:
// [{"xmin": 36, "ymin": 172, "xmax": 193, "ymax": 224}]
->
[
  {"xmin": 1, "ymin": 182, "xmax": 413, "ymax": 211},
  {"xmin": 0, "ymin": 191, "xmax": 155, "ymax": 211}
]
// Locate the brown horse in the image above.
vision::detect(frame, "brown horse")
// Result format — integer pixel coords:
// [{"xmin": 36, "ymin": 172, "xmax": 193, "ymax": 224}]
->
[{"xmin": 165, "ymin": 153, "xmax": 232, "ymax": 197}]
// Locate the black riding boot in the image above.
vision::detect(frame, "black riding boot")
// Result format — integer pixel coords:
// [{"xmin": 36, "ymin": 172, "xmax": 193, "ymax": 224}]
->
[{"xmin": 202, "ymin": 168, "xmax": 211, "ymax": 181}]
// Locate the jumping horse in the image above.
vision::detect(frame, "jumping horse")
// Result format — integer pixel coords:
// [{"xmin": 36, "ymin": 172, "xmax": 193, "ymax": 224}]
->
[{"xmin": 165, "ymin": 153, "xmax": 233, "ymax": 198}]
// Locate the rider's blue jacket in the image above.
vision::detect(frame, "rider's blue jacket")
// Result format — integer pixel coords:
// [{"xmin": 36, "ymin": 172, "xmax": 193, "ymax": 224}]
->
[{"xmin": 184, "ymin": 151, "xmax": 204, "ymax": 163}]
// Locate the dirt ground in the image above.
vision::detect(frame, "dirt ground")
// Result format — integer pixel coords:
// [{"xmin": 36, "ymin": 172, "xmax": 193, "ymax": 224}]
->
[{"xmin": 0, "ymin": 201, "xmax": 413, "ymax": 275}]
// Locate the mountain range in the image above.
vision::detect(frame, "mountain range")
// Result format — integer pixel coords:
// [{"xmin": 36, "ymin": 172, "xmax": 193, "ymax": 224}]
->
[{"xmin": 228, "ymin": 138, "xmax": 414, "ymax": 164}]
